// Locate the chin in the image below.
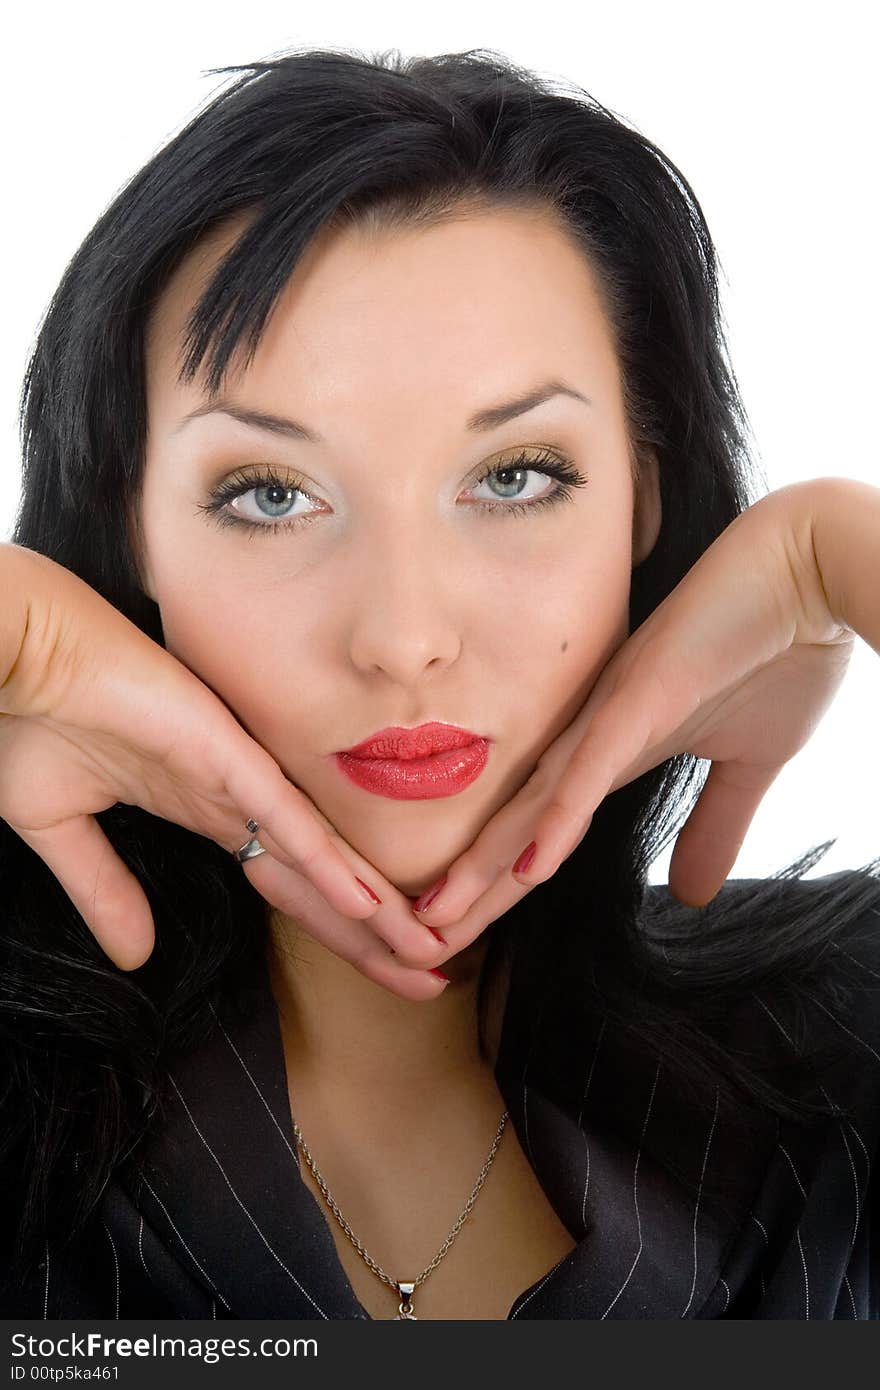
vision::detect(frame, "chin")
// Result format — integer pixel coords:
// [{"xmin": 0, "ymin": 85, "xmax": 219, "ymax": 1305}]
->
[
  {"xmin": 336, "ymin": 842, "xmax": 456, "ymax": 900},
  {"xmin": 307, "ymin": 784, "xmax": 496, "ymax": 894},
  {"xmin": 369, "ymin": 862, "xmax": 451, "ymax": 901}
]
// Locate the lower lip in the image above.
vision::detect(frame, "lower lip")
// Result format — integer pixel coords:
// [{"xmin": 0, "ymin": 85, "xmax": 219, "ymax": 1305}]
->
[{"xmin": 334, "ymin": 739, "xmax": 490, "ymax": 799}]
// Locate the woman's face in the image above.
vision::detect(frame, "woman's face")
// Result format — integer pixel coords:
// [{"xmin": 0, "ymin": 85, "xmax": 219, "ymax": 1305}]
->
[{"xmin": 138, "ymin": 205, "xmax": 661, "ymax": 895}]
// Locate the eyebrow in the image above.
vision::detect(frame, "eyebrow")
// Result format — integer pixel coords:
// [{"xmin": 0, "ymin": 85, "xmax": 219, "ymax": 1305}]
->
[{"xmin": 173, "ymin": 378, "xmax": 593, "ymax": 442}]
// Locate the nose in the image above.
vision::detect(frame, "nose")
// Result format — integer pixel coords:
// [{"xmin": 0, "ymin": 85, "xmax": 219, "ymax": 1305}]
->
[{"xmin": 346, "ymin": 524, "xmax": 462, "ymax": 684}]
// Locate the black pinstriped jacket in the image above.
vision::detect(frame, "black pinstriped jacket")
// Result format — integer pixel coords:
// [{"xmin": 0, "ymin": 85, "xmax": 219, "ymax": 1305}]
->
[{"xmin": 3, "ymin": 877, "xmax": 879, "ymax": 1319}]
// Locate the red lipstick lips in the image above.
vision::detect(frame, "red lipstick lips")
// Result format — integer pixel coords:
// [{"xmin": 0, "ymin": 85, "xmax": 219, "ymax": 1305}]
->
[{"xmin": 335, "ymin": 721, "xmax": 490, "ymax": 800}]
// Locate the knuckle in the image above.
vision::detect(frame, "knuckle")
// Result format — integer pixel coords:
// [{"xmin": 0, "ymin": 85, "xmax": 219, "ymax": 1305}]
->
[
  {"xmin": 293, "ymin": 838, "xmax": 323, "ymax": 876},
  {"xmin": 396, "ymin": 936, "xmax": 444, "ymax": 969},
  {"xmin": 348, "ymin": 937, "xmax": 380, "ymax": 972},
  {"xmin": 542, "ymin": 793, "xmax": 582, "ymax": 839},
  {"xmin": 521, "ymin": 758, "xmax": 552, "ymax": 800}
]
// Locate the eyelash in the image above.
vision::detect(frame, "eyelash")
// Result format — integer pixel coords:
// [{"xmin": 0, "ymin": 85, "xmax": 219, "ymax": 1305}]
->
[{"xmin": 196, "ymin": 446, "xmax": 588, "ymax": 538}]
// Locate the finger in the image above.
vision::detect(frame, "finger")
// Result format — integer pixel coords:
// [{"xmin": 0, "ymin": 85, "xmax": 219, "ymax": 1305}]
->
[
  {"xmin": 219, "ymin": 776, "xmax": 445, "ymax": 969},
  {"xmin": 511, "ymin": 694, "xmax": 659, "ymax": 886},
  {"xmin": 425, "ymin": 853, "xmax": 536, "ymax": 959},
  {"xmin": 13, "ymin": 816, "xmax": 157, "ymax": 972},
  {"xmin": 667, "ymin": 759, "xmax": 784, "ymax": 907},
  {"xmin": 416, "ymin": 698, "xmax": 646, "ymax": 927},
  {"xmin": 410, "ymin": 770, "xmax": 547, "ymax": 930},
  {"xmin": 239, "ymin": 828, "xmax": 446, "ymax": 970},
  {"xmin": 243, "ymin": 853, "xmax": 449, "ymax": 1001},
  {"xmin": 218, "ymin": 733, "xmax": 388, "ymax": 920}
]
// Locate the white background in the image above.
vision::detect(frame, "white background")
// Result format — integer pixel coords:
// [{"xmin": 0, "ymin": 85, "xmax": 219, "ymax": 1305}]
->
[{"xmin": 2, "ymin": 1, "xmax": 877, "ymax": 886}]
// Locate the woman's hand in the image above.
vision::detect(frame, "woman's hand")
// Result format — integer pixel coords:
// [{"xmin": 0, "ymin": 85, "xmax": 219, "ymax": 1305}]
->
[
  {"xmin": 0, "ymin": 544, "xmax": 446, "ymax": 993},
  {"xmin": 409, "ymin": 479, "xmax": 858, "ymax": 944}
]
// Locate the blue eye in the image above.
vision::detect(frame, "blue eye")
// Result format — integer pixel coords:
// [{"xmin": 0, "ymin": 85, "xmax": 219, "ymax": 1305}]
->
[
  {"xmin": 196, "ymin": 468, "xmax": 324, "ymax": 534},
  {"xmin": 197, "ymin": 447, "xmax": 588, "ymax": 537},
  {"xmin": 468, "ymin": 451, "xmax": 581, "ymax": 513}
]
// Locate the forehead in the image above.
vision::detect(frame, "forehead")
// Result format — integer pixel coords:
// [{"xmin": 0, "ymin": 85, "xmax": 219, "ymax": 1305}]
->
[{"xmin": 144, "ymin": 204, "xmax": 620, "ymax": 413}]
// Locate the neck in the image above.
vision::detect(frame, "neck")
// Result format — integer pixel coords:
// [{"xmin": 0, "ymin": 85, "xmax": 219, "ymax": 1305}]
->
[{"xmin": 266, "ymin": 909, "xmax": 510, "ymax": 1103}]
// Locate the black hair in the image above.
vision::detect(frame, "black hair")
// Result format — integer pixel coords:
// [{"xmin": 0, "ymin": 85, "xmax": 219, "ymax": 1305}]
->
[{"xmin": 2, "ymin": 45, "xmax": 878, "ymax": 1288}]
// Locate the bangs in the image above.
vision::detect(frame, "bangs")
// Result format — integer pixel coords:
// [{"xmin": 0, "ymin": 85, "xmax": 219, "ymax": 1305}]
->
[
  {"xmin": 175, "ymin": 182, "xmax": 545, "ymax": 398},
  {"xmin": 175, "ymin": 204, "xmax": 308, "ymax": 398}
]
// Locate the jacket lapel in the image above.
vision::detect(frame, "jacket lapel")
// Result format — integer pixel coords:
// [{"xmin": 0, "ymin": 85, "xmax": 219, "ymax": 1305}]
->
[
  {"xmin": 494, "ymin": 934, "xmax": 743, "ymax": 1319},
  {"xmin": 120, "ymin": 967, "xmax": 368, "ymax": 1319}
]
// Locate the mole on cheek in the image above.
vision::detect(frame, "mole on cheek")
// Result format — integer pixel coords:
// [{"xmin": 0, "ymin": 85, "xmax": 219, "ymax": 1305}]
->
[{"xmin": 561, "ymin": 640, "xmax": 568, "ymax": 653}]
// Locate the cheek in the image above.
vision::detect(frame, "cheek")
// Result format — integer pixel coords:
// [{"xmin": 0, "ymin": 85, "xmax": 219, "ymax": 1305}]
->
[
  {"xmin": 146, "ymin": 562, "xmax": 313, "ymax": 750},
  {"xmin": 508, "ymin": 535, "xmax": 631, "ymax": 758},
  {"xmin": 549, "ymin": 566, "xmax": 631, "ymax": 692},
  {"xmin": 514, "ymin": 519, "xmax": 631, "ymax": 686},
  {"xmin": 140, "ymin": 484, "xmax": 307, "ymax": 688}
]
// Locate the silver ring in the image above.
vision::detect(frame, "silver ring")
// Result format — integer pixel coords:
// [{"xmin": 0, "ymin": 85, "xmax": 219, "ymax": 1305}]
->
[
  {"xmin": 233, "ymin": 837, "xmax": 267, "ymax": 863},
  {"xmin": 233, "ymin": 818, "xmax": 266, "ymax": 863}
]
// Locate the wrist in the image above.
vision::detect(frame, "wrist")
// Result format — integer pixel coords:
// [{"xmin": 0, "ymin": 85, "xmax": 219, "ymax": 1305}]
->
[
  {"xmin": 808, "ymin": 477, "xmax": 880, "ymax": 658},
  {"xmin": 0, "ymin": 542, "xmax": 69, "ymax": 718},
  {"xmin": 0, "ymin": 542, "xmax": 37, "ymax": 716}
]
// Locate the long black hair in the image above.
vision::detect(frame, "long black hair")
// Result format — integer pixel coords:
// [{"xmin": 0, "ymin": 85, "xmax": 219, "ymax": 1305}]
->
[{"xmin": 2, "ymin": 45, "xmax": 878, "ymax": 1288}]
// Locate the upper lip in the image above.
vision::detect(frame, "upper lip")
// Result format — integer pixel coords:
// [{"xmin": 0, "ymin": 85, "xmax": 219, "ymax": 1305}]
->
[{"xmin": 339, "ymin": 721, "xmax": 486, "ymax": 761}]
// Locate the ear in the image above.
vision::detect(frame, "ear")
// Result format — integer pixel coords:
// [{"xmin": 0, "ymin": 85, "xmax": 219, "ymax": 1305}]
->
[{"xmin": 632, "ymin": 447, "xmax": 662, "ymax": 568}]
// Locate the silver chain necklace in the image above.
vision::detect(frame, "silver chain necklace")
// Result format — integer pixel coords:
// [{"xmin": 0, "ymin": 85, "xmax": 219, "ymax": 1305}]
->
[{"xmin": 293, "ymin": 1109, "xmax": 510, "ymax": 1319}]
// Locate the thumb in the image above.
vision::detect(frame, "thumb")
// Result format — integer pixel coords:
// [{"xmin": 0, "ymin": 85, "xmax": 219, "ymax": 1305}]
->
[
  {"xmin": 14, "ymin": 815, "xmax": 156, "ymax": 970},
  {"xmin": 667, "ymin": 760, "xmax": 782, "ymax": 907}
]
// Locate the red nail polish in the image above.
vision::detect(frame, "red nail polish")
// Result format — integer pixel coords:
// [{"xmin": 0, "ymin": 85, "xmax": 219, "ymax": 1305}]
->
[
  {"xmin": 355, "ymin": 876, "xmax": 382, "ymax": 905},
  {"xmin": 512, "ymin": 841, "xmax": 537, "ymax": 876},
  {"xmin": 429, "ymin": 967, "xmax": 450, "ymax": 982},
  {"xmin": 424, "ymin": 924, "xmax": 447, "ymax": 944},
  {"xmin": 412, "ymin": 875, "xmax": 447, "ymax": 914}
]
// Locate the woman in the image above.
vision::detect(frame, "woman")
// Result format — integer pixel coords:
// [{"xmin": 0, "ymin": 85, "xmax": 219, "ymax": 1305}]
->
[{"xmin": 1, "ymin": 46, "xmax": 878, "ymax": 1321}]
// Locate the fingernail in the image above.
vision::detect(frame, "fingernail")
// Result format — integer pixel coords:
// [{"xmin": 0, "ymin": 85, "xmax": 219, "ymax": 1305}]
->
[
  {"xmin": 412, "ymin": 876, "xmax": 447, "ymax": 915},
  {"xmin": 512, "ymin": 841, "xmax": 537, "ymax": 876},
  {"xmin": 429, "ymin": 967, "xmax": 450, "ymax": 982},
  {"xmin": 355, "ymin": 876, "xmax": 382, "ymax": 905},
  {"xmin": 424, "ymin": 923, "xmax": 447, "ymax": 944}
]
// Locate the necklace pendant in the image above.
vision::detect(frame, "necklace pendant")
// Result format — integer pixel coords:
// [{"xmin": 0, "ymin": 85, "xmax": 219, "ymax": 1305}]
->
[{"xmin": 396, "ymin": 1281, "xmax": 418, "ymax": 1319}]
